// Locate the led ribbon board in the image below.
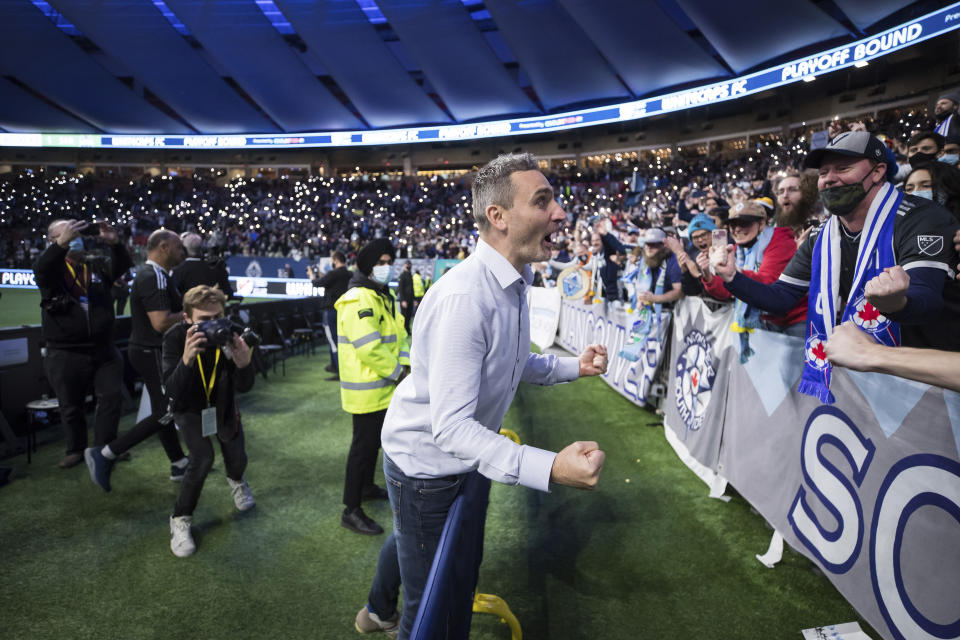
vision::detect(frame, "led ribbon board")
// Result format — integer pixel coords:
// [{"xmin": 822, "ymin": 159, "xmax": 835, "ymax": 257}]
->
[{"xmin": 2, "ymin": 2, "xmax": 959, "ymax": 150}]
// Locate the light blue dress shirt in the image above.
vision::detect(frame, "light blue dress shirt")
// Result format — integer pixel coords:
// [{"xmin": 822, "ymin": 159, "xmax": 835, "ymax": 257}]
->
[{"xmin": 381, "ymin": 239, "xmax": 580, "ymax": 493}]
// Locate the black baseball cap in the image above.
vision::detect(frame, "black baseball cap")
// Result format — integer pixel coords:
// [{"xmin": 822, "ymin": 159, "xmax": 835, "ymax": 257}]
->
[{"xmin": 805, "ymin": 131, "xmax": 895, "ymax": 180}]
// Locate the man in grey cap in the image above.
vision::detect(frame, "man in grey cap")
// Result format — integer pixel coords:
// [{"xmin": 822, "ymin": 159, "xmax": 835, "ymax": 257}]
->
[
  {"xmin": 712, "ymin": 131, "xmax": 960, "ymax": 360},
  {"xmin": 935, "ymin": 91, "xmax": 960, "ymax": 139},
  {"xmin": 628, "ymin": 228, "xmax": 683, "ymax": 308}
]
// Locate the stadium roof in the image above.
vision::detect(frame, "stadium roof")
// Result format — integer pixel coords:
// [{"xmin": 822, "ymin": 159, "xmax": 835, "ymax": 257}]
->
[{"xmin": 0, "ymin": 0, "xmax": 947, "ymax": 136}]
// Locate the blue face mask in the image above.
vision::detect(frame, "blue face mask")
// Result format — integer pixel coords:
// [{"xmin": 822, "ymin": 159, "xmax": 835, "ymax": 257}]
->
[
  {"xmin": 911, "ymin": 189, "xmax": 933, "ymax": 201},
  {"xmin": 371, "ymin": 264, "xmax": 393, "ymax": 284},
  {"xmin": 938, "ymin": 153, "xmax": 959, "ymax": 166},
  {"xmin": 68, "ymin": 237, "xmax": 85, "ymax": 253}
]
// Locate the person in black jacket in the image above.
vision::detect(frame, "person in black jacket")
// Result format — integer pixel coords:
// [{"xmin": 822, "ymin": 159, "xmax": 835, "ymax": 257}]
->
[
  {"xmin": 396, "ymin": 260, "xmax": 414, "ymax": 332},
  {"xmin": 33, "ymin": 219, "xmax": 132, "ymax": 468},
  {"xmin": 307, "ymin": 251, "xmax": 351, "ymax": 380},
  {"xmin": 173, "ymin": 232, "xmax": 240, "ymax": 301},
  {"xmin": 164, "ymin": 285, "xmax": 254, "ymax": 557},
  {"xmin": 84, "ymin": 229, "xmax": 189, "ymax": 490}
]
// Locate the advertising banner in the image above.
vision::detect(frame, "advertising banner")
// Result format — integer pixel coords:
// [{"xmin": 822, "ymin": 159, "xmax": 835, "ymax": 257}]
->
[
  {"xmin": 557, "ymin": 299, "xmax": 670, "ymax": 408},
  {"xmin": 720, "ymin": 328, "xmax": 960, "ymax": 640},
  {"xmin": 661, "ymin": 298, "xmax": 736, "ymax": 471},
  {"xmin": 527, "ymin": 287, "xmax": 561, "ymax": 352}
]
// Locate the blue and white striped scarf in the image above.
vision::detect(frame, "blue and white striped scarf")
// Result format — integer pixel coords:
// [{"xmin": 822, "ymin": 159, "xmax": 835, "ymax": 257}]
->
[
  {"xmin": 799, "ymin": 182, "xmax": 902, "ymax": 404},
  {"xmin": 936, "ymin": 113, "xmax": 954, "ymax": 137}
]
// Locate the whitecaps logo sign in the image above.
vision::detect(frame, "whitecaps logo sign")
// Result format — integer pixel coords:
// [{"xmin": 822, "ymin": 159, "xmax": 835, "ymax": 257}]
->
[
  {"xmin": 674, "ymin": 329, "xmax": 716, "ymax": 436},
  {"xmin": 245, "ymin": 261, "xmax": 262, "ymax": 278}
]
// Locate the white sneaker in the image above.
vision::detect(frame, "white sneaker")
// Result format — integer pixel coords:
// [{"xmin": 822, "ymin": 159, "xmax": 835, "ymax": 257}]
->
[
  {"xmin": 227, "ymin": 477, "xmax": 255, "ymax": 511},
  {"xmin": 169, "ymin": 515, "xmax": 196, "ymax": 557}
]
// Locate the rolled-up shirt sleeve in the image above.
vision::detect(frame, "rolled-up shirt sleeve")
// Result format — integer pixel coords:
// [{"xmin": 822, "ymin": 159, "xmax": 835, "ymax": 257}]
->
[{"xmin": 426, "ymin": 294, "xmax": 557, "ymax": 491}]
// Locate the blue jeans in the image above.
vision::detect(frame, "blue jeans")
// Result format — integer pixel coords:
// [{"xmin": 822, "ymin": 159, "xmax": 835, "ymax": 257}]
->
[{"xmin": 367, "ymin": 455, "xmax": 467, "ymax": 640}]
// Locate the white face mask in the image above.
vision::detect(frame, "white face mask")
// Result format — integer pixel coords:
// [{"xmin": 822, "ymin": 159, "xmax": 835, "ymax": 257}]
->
[{"xmin": 372, "ymin": 264, "xmax": 393, "ymax": 284}]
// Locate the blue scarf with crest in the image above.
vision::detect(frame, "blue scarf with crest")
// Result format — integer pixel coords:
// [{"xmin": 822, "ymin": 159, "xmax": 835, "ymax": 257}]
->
[{"xmin": 799, "ymin": 183, "xmax": 902, "ymax": 404}]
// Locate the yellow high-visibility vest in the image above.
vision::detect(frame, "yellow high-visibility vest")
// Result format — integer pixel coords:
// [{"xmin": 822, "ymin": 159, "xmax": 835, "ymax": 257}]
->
[
  {"xmin": 335, "ymin": 285, "xmax": 410, "ymax": 414},
  {"xmin": 412, "ymin": 272, "xmax": 425, "ymax": 298}
]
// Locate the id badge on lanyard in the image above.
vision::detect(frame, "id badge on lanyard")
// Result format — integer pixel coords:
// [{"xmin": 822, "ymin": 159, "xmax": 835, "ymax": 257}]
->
[
  {"xmin": 197, "ymin": 349, "xmax": 221, "ymax": 437},
  {"xmin": 201, "ymin": 407, "xmax": 217, "ymax": 437}
]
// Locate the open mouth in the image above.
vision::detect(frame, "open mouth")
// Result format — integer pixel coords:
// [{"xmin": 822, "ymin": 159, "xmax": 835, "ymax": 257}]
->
[{"xmin": 543, "ymin": 229, "xmax": 564, "ymax": 251}]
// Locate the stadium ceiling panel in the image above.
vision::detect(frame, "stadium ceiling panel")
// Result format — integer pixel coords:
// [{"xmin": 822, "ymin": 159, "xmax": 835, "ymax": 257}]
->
[
  {"xmin": 481, "ymin": 0, "xmax": 629, "ymax": 110},
  {"xmin": 830, "ymin": 0, "xmax": 918, "ymax": 31},
  {"xmin": 271, "ymin": 0, "xmax": 450, "ymax": 128},
  {"xmin": 0, "ymin": 0, "xmax": 944, "ymax": 136},
  {"xmin": 672, "ymin": 0, "xmax": 850, "ymax": 73},
  {"xmin": 46, "ymin": 0, "xmax": 279, "ymax": 133},
  {"xmin": 0, "ymin": 0, "xmax": 190, "ymax": 133},
  {"xmin": 555, "ymin": 0, "xmax": 730, "ymax": 96},
  {"xmin": 159, "ymin": 0, "xmax": 363, "ymax": 132},
  {"xmin": 0, "ymin": 77, "xmax": 97, "ymax": 133},
  {"xmin": 374, "ymin": 0, "xmax": 537, "ymax": 122}
]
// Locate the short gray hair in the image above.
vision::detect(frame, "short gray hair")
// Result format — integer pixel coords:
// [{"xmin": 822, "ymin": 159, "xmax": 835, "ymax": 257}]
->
[
  {"xmin": 181, "ymin": 232, "xmax": 203, "ymax": 257},
  {"xmin": 471, "ymin": 153, "xmax": 539, "ymax": 231}
]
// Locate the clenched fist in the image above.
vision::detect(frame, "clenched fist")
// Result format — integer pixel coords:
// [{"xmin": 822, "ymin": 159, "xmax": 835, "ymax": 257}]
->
[
  {"xmin": 864, "ymin": 265, "xmax": 909, "ymax": 313},
  {"xmin": 579, "ymin": 343, "xmax": 607, "ymax": 376},
  {"xmin": 550, "ymin": 441, "xmax": 606, "ymax": 490},
  {"xmin": 824, "ymin": 322, "xmax": 876, "ymax": 371}
]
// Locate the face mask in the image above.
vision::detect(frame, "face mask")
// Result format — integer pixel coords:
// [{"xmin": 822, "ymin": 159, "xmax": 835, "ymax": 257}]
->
[
  {"xmin": 819, "ymin": 179, "xmax": 870, "ymax": 216},
  {"xmin": 911, "ymin": 189, "xmax": 933, "ymax": 201},
  {"xmin": 68, "ymin": 237, "xmax": 85, "ymax": 253},
  {"xmin": 371, "ymin": 264, "xmax": 392, "ymax": 284},
  {"xmin": 938, "ymin": 154, "xmax": 959, "ymax": 166},
  {"xmin": 909, "ymin": 152, "xmax": 938, "ymax": 169}
]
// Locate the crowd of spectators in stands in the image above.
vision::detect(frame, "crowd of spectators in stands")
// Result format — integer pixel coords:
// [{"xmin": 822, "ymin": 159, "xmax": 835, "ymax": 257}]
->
[{"xmin": 2, "ymin": 101, "xmax": 958, "ymax": 290}]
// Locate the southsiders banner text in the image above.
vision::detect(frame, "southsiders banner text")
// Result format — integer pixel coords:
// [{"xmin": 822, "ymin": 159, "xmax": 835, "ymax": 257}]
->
[{"xmin": 558, "ymin": 297, "xmax": 960, "ymax": 640}]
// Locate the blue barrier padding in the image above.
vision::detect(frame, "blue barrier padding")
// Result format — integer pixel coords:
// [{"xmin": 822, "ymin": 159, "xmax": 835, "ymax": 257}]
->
[{"xmin": 410, "ymin": 472, "xmax": 491, "ymax": 640}]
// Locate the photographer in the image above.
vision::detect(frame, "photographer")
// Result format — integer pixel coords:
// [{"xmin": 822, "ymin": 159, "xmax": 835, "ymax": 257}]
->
[
  {"xmin": 163, "ymin": 285, "xmax": 256, "ymax": 557},
  {"xmin": 173, "ymin": 232, "xmax": 240, "ymax": 301},
  {"xmin": 33, "ymin": 219, "xmax": 132, "ymax": 468}
]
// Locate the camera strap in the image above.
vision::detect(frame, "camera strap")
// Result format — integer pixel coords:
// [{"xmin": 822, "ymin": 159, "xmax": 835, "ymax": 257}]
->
[
  {"xmin": 196, "ymin": 349, "xmax": 221, "ymax": 408},
  {"xmin": 64, "ymin": 261, "xmax": 88, "ymax": 297}
]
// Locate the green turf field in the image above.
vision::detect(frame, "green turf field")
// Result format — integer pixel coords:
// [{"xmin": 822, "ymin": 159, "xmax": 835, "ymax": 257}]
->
[
  {"xmin": 0, "ymin": 351, "xmax": 875, "ymax": 639},
  {"xmin": 0, "ymin": 288, "xmax": 42, "ymax": 327},
  {"xmin": 0, "ymin": 288, "xmax": 283, "ymax": 329}
]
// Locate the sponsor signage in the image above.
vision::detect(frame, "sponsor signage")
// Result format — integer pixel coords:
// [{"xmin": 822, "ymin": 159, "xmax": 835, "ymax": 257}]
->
[{"xmin": 2, "ymin": 3, "xmax": 957, "ymax": 150}]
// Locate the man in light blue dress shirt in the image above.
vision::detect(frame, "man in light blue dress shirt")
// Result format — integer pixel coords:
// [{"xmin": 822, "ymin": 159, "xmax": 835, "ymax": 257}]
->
[{"xmin": 354, "ymin": 153, "xmax": 609, "ymax": 638}]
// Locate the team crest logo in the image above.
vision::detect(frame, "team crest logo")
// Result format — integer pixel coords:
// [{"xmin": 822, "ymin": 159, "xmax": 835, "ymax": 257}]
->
[
  {"xmin": 850, "ymin": 295, "xmax": 889, "ymax": 335},
  {"xmin": 245, "ymin": 260, "xmax": 263, "ymax": 278},
  {"xmin": 558, "ymin": 266, "xmax": 588, "ymax": 300},
  {"xmin": 917, "ymin": 235, "xmax": 943, "ymax": 256},
  {"xmin": 674, "ymin": 329, "xmax": 716, "ymax": 433},
  {"xmin": 804, "ymin": 331, "xmax": 829, "ymax": 370}
]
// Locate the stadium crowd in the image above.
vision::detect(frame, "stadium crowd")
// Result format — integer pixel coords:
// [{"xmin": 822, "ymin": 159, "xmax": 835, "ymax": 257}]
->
[{"xmin": 2, "ymin": 102, "xmax": 955, "ymax": 274}]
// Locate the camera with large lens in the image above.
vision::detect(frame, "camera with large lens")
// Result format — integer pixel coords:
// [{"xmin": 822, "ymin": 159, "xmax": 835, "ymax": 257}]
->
[{"xmin": 196, "ymin": 318, "xmax": 261, "ymax": 348}]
